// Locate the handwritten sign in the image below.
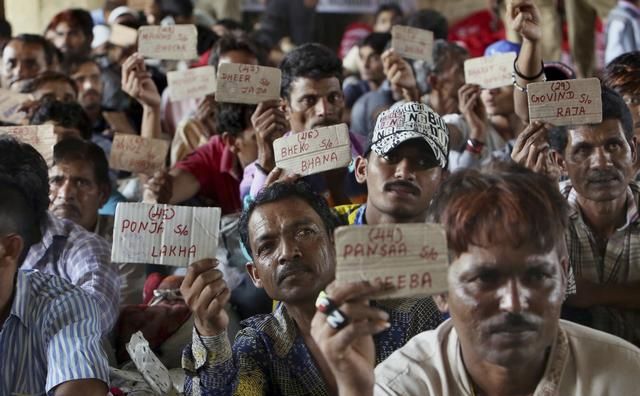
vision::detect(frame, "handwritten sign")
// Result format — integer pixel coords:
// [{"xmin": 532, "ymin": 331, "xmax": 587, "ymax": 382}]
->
[
  {"xmin": 109, "ymin": 134, "xmax": 169, "ymax": 174},
  {"xmin": 127, "ymin": 0, "xmax": 153, "ymax": 11},
  {"xmin": 0, "ymin": 124, "xmax": 56, "ymax": 164},
  {"xmin": 464, "ymin": 52, "xmax": 517, "ymax": 89},
  {"xmin": 215, "ymin": 63, "xmax": 281, "ymax": 104},
  {"xmin": 167, "ymin": 66, "xmax": 217, "ymax": 102},
  {"xmin": 527, "ymin": 78, "xmax": 602, "ymax": 126},
  {"xmin": 112, "ymin": 203, "xmax": 221, "ymax": 266},
  {"xmin": 391, "ymin": 25, "xmax": 434, "ymax": 63},
  {"xmin": 110, "ymin": 24, "xmax": 138, "ymax": 48},
  {"xmin": 273, "ymin": 123, "xmax": 352, "ymax": 176},
  {"xmin": 138, "ymin": 25, "xmax": 198, "ymax": 60},
  {"xmin": 103, "ymin": 111, "xmax": 137, "ymax": 135},
  {"xmin": 335, "ymin": 223, "xmax": 449, "ymax": 299},
  {"xmin": 0, "ymin": 88, "xmax": 31, "ymax": 124}
]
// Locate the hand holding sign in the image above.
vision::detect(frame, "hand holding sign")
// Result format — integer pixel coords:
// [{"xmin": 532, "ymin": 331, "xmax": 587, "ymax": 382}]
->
[
  {"xmin": 180, "ymin": 259, "xmax": 230, "ymax": 336},
  {"xmin": 527, "ymin": 78, "xmax": 602, "ymax": 126},
  {"xmin": 216, "ymin": 63, "xmax": 282, "ymax": 105},
  {"xmin": 382, "ymin": 49, "xmax": 418, "ymax": 99},
  {"xmin": 510, "ymin": 121, "xmax": 561, "ymax": 181},
  {"xmin": 138, "ymin": 25, "xmax": 198, "ymax": 60},
  {"xmin": 273, "ymin": 123, "xmax": 352, "ymax": 176},
  {"xmin": 110, "ymin": 133, "xmax": 170, "ymax": 174},
  {"xmin": 0, "ymin": 124, "xmax": 56, "ymax": 164},
  {"xmin": 252, "ymin": 100, "xmax": 289, "ymax": 173},
  {"xmin": 335, "ymin": 223, "xmax": 449, "ymax": 299}
]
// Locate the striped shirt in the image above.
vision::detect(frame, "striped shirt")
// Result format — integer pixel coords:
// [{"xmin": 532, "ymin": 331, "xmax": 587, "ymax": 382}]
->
[
  {"xmin": 562, "ymin": 180, "xmax": 640, "ymax": 345},
  {"xmin": 0, "ymin": 269, "xmax": 109, "ymax": 395},
  {"xmin": 22, "ymin": 212, "xmax": 120, "ymax": 333}
]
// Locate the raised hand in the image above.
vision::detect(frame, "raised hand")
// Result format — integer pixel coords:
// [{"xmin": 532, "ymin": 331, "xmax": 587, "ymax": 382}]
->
[
  {"xmin": 121, "ymin": 53, "xmax": 161, "ymax": 109},
  {"xmin": 251, "ymin": 100, "xmax": 289, "ymax": 173},
  {"xmin": 142, "ymin": 169, "xmax": 173, "ymax": 204},
  {"xmin": 382, "ymin": 49, "xmax": 419, "ymax": 101},
  {"xmin": 507, "ymin": 0, "xmax": 542, "ymax": 43}
]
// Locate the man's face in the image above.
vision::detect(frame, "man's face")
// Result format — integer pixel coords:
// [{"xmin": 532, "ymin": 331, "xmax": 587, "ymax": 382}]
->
[
  {"xmin": 433, "ymin": 60, "xmax": 466, "ymax": 115},
  {"xmin": 51, "ymin": 22, "xmax": 89, "ymax": 58},
  {"xmin": 71, "ymin": 62, "xmax": 103, "ymax": 111},
  {"xmin": 247, "ymin": 196, "xmax": 335, "ymax": 304},
  {"xmin": 1, "ymin": 40, "xmax": 47, "ymax": 88},
  {"xmin": 357, "ymin": 140, "xmax": 443, "ymax": 222},
  {"xmin": 32, "ymin": 80, "xmax": 77, "ymax": 103},
  {"xmin": 562, "ymin": 119, "xmax": 637, "ymax": 202},
  {"xmin": 286, "ymin": 76, "xmax": 344, "ymax": 132},
  {"xmin": 480, "ymin": 86, "xmax": 514, "ymax": 116},
  {"xmin": 621, "ymin": 93, "xmax": 640, "ymax": 139},
  {"xmin": 374, "ymin": 10, "xmax": 401, "ymax": 33},
  {"xmin": 358, "ymin": 45, "xmax": 385, "ymax": 85},
  {"xmin": 49, "ymin": 159, "xmax": 108, "ymax": 230},
  {"xmin": 447, "ymin": 243, "xmax": 566, "ymax": 367}
]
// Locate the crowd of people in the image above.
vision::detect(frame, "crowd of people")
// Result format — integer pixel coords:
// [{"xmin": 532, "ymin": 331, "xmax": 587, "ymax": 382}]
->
[{"xmin": 0, "ymin": 0, "xmax": 640, "ymax": 395}]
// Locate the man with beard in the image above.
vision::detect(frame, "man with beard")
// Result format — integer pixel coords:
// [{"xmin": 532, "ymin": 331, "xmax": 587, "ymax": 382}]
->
[
  {"xmin": 335, "ymin": 101, "xmax": 449, "ymax": 226},
  {"xmin": 512, "ymin": 84, "xmax": 640, "ymax": 347},
  {"xmin": 180, "ymin": 180, "xmax": 443, "ymax": 395},
  {"xmin": 311, "ymin": 164, "xmax": 640, "ymax": 395},
  {"xmin": 45, "ymin": 9, "xmax": 94, "ymax": 63}
]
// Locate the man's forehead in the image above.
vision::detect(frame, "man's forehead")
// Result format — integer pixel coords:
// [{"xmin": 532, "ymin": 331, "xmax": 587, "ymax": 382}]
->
[
  {"xmin": 249, "ymin": 197, "xmax": 322, "ymax": 235},
  {"xmin": 290, "ymin": 76, "xmax": 341, "ymax": 96},
  {"xmin": 50, "ymin": 159, "xmax": 95, "ymax": 177},
  {"xmin": 5, "ymin": 41, "xmax": 44, "ymax": 56},
  {"xmin": 568, "ymin": 119, "xmax": 625, "ymax": 143}
]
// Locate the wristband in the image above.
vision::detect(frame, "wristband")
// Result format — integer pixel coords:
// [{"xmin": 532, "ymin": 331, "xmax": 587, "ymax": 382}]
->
[
  {"xmin": 513, "ymin": 57, "xmax": 545, "ymax": 81},
  {"xmin": 511, "ymin": 71, "xmax": 547, "ymax": 93},
  {"xmin": 466, "ymin": 138, "xmax": 485, "ymax": 155},
  {"xmin": 254, "ymin": 162, "xmax": 270, "ymax": 175}
]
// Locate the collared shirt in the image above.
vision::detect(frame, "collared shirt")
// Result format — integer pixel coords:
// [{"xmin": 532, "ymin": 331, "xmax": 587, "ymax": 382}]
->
[
  {"xmin": 335, "ymin": 203, "xmax": 367, "ymax": 225},
  {"xmin": 176, "ymin": 135, "xmax": 242, "ymax": 214},
  {"xmin": 182, "ymin": 299, "xmax": 444, "ymax": 396},
  {"xmin": 242, "ymin": 131, "xmax": 367, "ymax": 206},
  {"xmin": 374, "ymin": 319, "xmax": 640, "ymax": 395},
  {"xmin": 0, "ymin": 270, "xmax": 110, "ymax": 395},
  {"xmin": 561, "ymin": 180, "xmax": 640, "ymax": 345},
  {"xmin": 22, "ymin": 212, "xmax": 120, "ymax": 333}
]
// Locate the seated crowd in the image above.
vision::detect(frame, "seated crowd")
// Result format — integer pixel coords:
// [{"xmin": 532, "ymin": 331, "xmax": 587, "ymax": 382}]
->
[{"xmin": 0, "ymin": 0, "xmax": 639, "ymax": 395}]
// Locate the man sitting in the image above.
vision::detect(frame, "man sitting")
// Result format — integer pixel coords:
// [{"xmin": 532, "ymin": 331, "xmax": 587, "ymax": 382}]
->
[
  {"xmin": 0, "ymin": 136, "xmax": 109, "ymax": 395},
  {"xmin": 312, "ymin": 164, "xmax": 640, "ymax": 395},
  {"xmin": 180, "ymin": 180, "xmax": 443, "ymax": 396}
]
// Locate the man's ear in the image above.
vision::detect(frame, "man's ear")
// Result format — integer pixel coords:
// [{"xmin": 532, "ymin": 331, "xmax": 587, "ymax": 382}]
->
[
  {"xmin": 630, "ymin": 136, "xmax": 638, "ymax": 163},
  {"xmin": 221, "ymin": 132, "xmax": 238, "ymax": 154},
  {"xmin": 433, "ymin": 293, "xmax": 449, "ymax": 313},
  {"xmin": 246, "ymin": 262, "xmax": 263, "ymax": 288},
  {"xmin": 354, "ymin": 155, "xmax": 368, "ymax": 184},
  {"xmin": 0, "ymin": 234, "xmax": 24, "ymax": 270},
  {"xmin": 98, "ymin": 183, "xmax": 111, "ymax": 207}
]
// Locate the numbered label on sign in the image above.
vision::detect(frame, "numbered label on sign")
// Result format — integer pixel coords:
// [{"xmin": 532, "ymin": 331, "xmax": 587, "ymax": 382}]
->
[{"xmin": 527, "ymin": 77, "xmax": 603, "ymax": 126}]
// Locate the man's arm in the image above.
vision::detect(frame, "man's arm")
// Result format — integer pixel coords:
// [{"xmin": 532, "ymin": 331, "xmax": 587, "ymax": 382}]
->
[
  {"xmin": 54, "ymin": 379, "xmax": 108, "ymax": 396},
  {"xmin": 142, "ymin": 167, "xmax": 201, "ymax": 204},
  {"xmin": 121, "ymin": 53, "xmax": 162, "ymax": 139}
]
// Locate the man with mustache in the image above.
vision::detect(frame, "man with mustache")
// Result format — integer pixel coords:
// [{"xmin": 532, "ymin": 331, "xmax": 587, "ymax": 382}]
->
[
  {"xmin": 311, "ymin": 165, "xmax": 640, "ymax": 395},
  {"xmin": 335, "ymin": 101, "xmax": 448, "ymax": 226},
  {"xmin": 180, "ymin": 180, "xmax": 444, "ymax": 395},
  {"xmin": 1, "ymin": 34, "xmax": 54, "ymax": 90},
  {"xmin": 512, "ymin": 84, "xmax": 640, "ymax": 347}
]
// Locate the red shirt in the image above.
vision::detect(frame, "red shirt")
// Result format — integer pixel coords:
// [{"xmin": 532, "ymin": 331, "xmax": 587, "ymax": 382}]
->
[{"xmin": 175, "ymin": 135, "xmax": 241, "ymax": 214}]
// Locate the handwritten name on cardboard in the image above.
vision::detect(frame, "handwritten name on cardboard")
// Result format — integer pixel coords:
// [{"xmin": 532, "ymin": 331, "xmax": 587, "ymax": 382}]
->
[
  {"xmin": 0, "ymin": 88, "xmax": 31, "ymax": 124},
  {"xmin": 215, "ymin": 63, "xmax": 281, "ymax": 104},
  {"xmin": 0, "ymin": 124, "xmax": 56, "ymax": 164},
  {"xmin": 167, "ymin": 66, "xmax": 217, "ymax": 102},
  {"xmin": 391, "ymin": 25, "xmax": 434, "ymax": 63},
  {"xmin": 138, "ymin": 25, "xmax": 198, "ymax": 60},
  {"xmin": 527, "ymin": 77, "xmax": 602, "ymax": 126},
  {"xmin": 112, "ymin": 203, "xmax": 221, "ymax": 266},
  {"xmin": 109, "ymin": 134, "xmax": 169, "ymax": 174},
  {"xmin": 335, "ymin": 223, "xmax": 449, "ymax": 299},
  {"xmin": 273, "ymin": 123, "xmax": 352, "ymax": 176},
  {"xmin": 464, "ymin": 52, "xmax": 517, "ymax": 89}
]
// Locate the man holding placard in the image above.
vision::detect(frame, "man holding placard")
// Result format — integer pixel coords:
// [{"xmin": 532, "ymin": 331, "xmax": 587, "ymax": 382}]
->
[
  {"xmin": 312, "ymin": 165, "xmax": 640, "ymax": 395},
  {"xmin": 180, "ymin": 180, "xmax": 444, "ymax": 395}
]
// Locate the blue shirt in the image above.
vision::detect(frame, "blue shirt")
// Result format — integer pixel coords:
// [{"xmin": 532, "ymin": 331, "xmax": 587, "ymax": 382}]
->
[{"xmin": 0, "ymin": 270, "xmax": 109, "ymax": 395}]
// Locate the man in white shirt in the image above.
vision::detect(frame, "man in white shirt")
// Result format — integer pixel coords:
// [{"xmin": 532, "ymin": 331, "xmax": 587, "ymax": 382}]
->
[{"xmin": 311, "ymin": 164, "xmax": 640, "ymax": 395}]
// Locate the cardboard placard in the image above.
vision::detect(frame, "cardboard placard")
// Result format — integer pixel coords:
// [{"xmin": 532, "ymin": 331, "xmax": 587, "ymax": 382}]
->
[
  {"xmin": 103, "ymin": 111, "xmax": 137, "ymax": 135},
  {"xmin": 110, "ymin": 134, "xmax": 169, "ymax": 174},
  {"xmin": 0, "ymin": 124, "xmax": 56, "ymax": 164},
  {"xmin": 126, "ymin": 332, "xmax": 177, "ymax": 396},
  {"xmin": 112, "ymin": 203, "xmax": 221, "ymax": 266},
  {"xmin": 109, "ymin": 24, "xmax": 139, "ymax": 48},
  {"xmin": 0, "ymin": 88, "xmax": 31, "ymax": 124},
  {"xmin": 215, "ymin": 63, "xmax": 281, "ymax": 104},
  {"xmin": 391, "ymin": 25, "xmax": 434, "ymax": 63},
  {"xmin": 167, "ymin": 66, "xmax": 217, "ymax": 102},
  {"xmin": 464, "ymin": 52, "xmax": 517, "ymax": 89},
  {"xmin": 335, "ymin": 223, "xmax": 449, "ymax": 299},
  {"xmin": 273, "ymin": 123, "xmax": 352, "ymax": 176},
  {"xmin": 527, "ymin": 78, "xmax": 602, "ymax": 126},
  {"xmin": 127, "ymin": 0, "xmax": 153, "ymax": 11},
  {"xmin": 138, "ymin": 25, "xmax": 198, "ymax": 60}
]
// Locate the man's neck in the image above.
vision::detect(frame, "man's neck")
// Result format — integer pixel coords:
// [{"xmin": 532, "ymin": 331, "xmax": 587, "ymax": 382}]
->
[
  {"xmin": 576, "ymin": 192, "xmax": 629, "ymax": 241},
  {"xmin": 284, "ymin": 300, "xmax": 317, "ymax": 335},
  {"xmin": 462, "ymin": 343, "xmax": 548, "ymax": 396},
  {"xmin": 86, "ymin": 107, "xmax": 101, "ymax": 126},
  {"xmin": 365, "ymin": 203, "xmax": 426, "ymax": 224},
  {"xmin": 367, "ymin": 79, "xmax": 382, "ymax": 92},
  {"xmin": 0, "ymin": 272, "xmax": 16, "ymax": 329}
]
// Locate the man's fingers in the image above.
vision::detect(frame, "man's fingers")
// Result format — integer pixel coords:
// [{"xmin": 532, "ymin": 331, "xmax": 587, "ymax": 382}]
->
[
  {"xmin": 205, "ymin": 287, "xmax": 231, "ymax": 315},
  {"xmin": 181, "ymin": 259, "xmax": 218, "ymax": 289},
  {"xmin": 326, "ymin": 320, "xmax": 389, "ymax": 354},
  {"xmin": 264, "ymin": 167, "xmax": 283, "ymax": 185}
]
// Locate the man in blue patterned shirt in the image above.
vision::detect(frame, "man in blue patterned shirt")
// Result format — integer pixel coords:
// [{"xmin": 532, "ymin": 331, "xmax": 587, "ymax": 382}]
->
[
  {"xmin": 180, "ymin": 180, "xmax": 444, "ymax": 395},
  {"xmin": 0, "ymin": 136, "xmax": 109, "ymax": 395}
]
